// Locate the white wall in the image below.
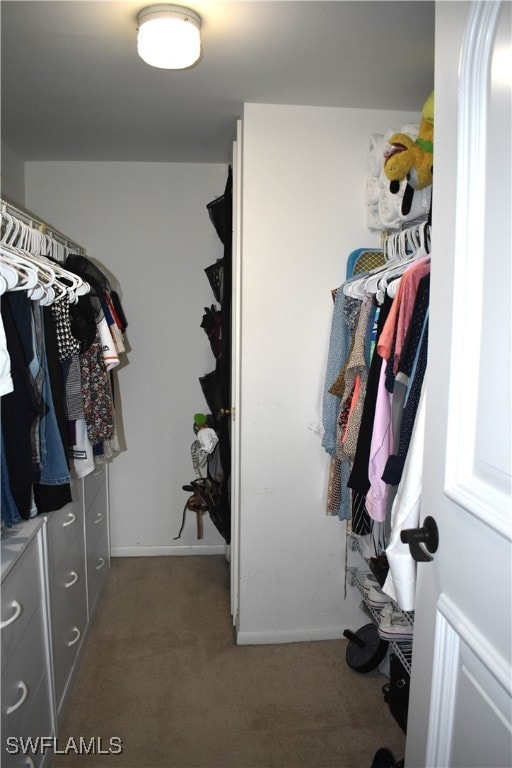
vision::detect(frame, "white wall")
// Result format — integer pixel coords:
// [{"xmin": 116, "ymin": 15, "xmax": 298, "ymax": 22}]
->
[
  {"xmin": 24, "ymin": 101, "xmax": 420, "ymax": 639},
  {"xmin": 25, "ymin": 161, "xmax": 228, "ymax": 554},
  {"xmin": 236, "ymin": 103, "xmax": 420, "ymax": 642},
  {"xmin": 1, "ymin": 140, "xmax": 25, "ymax": 205}
]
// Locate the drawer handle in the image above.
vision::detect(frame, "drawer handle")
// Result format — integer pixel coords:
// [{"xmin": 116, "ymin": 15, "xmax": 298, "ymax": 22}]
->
[
  {"xmin": 62, "ymin": 512, "xmax": 77, "ymax": 528},
  {"xmin": 96, "ymin": 557, "xmax": 106, "ymax": 570},
  {"xmin": 94, "ymin": 513, "xmax": 104, "ymax": 524},
  {"xmin": 6, "ymin": 680, "xmax": 29, "ymax": 714},
  {"xmin": 1, "ymin": 600, "xmax": 22, "ymax": 629},
  {"xmin": 65, "ymin": 571, "xmax": 79, "ymax": 589},
  {"xmin": 67, "ymin": 626, "xmax": 81, "ymax": 647}
]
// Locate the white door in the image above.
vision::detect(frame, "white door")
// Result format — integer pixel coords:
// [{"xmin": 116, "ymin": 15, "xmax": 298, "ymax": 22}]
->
[{"xmin": 405, "ymin": 2, "xmax": 512, "ymax": 766}]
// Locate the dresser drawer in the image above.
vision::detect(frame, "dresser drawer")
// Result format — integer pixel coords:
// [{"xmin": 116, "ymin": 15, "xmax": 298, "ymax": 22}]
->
[
  {"xmin": 86, "ymin": 538, "xmax": 109, "ymax": 618},
  {"xmin": 1, "ymin": 671, "xmax": 54, "ymax": 768},
  {"xmin": 85, "ymin": 500, "xmax": 108, "ymax": 555},
  {"xmin": 1, "ymin": 748, "xmax": 42, "ymax": 768},
  {"xmin": 1, "ymin": 536, "xmax": 44, "ymax": 673},
  {"xmin": 1, "ymin": 604, "xmax": 49, "ymax": 742},
  {"xmin": 46, "ymin": 503, "xmax": 83, "ymax": 582},
  {"xmin": 50, "ymin": 552, "xmax": 87, "ymax": 711},
  {"xmin": 51, "ymin": 527, "xmax": 86, "ymax": 601},
  {"xmin": 83, "ymin": 466, "xmax": 106, "ymax": 514}
]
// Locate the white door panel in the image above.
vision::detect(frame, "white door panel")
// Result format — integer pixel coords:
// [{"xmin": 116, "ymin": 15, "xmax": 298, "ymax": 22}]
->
[
  {"xmin": 406, "ymin": 3, "xmax": 512, "ymax": 766},
  {"xmin": 427, "ymin": 595, "xmax": 512, "ymax": 768}
]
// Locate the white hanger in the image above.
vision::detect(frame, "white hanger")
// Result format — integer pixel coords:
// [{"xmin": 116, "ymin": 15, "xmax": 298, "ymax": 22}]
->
[
  {"xmin": 344, "ymin": 220, "xmax": 431, "ymax": 303},
  {"xmin": 0, "ymin": 215, "xmax": 41, "ymax": 291},
  {"xmin": 343, "ymin": 242, "xmax": 400, "ymax": 299},
  {"xmin": 371, "ymin": 223, "xmax": 431, "ymax": 297},
  {"xmin": 0, "ymin": 211, "xmax": 89, "ymax": 304}
]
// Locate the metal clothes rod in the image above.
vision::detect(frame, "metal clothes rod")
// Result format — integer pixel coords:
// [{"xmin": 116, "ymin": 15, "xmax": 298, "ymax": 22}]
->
[{"xmin": 0, "ymin": 195, "xmax": 86, "ymax": 255}]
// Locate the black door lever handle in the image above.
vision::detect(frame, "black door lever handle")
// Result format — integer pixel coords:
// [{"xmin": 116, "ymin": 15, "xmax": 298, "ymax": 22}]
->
[{"xmin": 400, "ymin": 516, "xmax": 439, "ymax": 562}]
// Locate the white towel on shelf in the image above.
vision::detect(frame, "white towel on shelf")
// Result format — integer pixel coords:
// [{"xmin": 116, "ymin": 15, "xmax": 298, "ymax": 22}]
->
[
  {"xmin": 367, "ymin": 206, "xmax": 384, "ymax": 234},
  {"xmin": 378, "ymin": 173, "xmax": 406, "ymax": 230},
  {"xmin": 365, "ymin": 175, "xmax": 382, "ymax": 207},
  {"xmin": 367, "ymin": 133, "xmax": 385, "ymax": 177}
]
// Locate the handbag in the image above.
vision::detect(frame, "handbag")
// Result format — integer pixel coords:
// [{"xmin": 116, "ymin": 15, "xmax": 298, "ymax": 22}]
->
[{"xmin": 382, "ymin": 653, "xmax": 410, "ymax": 733}]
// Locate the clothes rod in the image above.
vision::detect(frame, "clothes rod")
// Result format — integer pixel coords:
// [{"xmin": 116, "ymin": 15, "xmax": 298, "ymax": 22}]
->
[{"xmin": 0, "ymin": 195, "xmax": 86, "ymax": 255}]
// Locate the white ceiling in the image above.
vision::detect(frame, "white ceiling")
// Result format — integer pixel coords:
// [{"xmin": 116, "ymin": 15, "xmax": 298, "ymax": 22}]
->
[{"xmin": 1, "ymin": 1, "xmax": 435, "ymax": 164}]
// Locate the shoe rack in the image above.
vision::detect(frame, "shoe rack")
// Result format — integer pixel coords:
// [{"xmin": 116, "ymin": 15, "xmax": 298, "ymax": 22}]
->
[{"xmin": 347, "ymin": 535, "xmax": 414, "ymax": 675}]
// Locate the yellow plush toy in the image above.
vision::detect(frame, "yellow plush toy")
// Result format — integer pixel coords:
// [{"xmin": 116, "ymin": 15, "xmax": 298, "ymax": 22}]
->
[{"xmin": 384, "ymin": 91, "xmax": 434, "ymax": 190}]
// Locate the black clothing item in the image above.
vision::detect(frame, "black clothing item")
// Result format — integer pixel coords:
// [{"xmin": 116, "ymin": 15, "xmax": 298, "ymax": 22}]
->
[
  {"xmin": 51, "ymin": 296, "xmax": 81, "ymax": 361},
  {"xmin": 68, "ymin": 294, "xmax": 98, "ymax": 352},
  {"xmin": 33, "ymin": 481, "xmax": 72, "ymax": 515},
  {"xmin": 65, "ymin": 254, "xmax": 110, "ymax": 292},
  {"xmin": 1, "ymin": 294, "xmax": 39, "ymax": 519},
  {"xmin": 43, "ymin": 306, "xmax": 71, "ymax": 465},
  {"xmin": 64, "ymin": 255, "xmax": 128, "ymax": 343},
  {"xmin": 348, "ymin": 295, "xmax": 393, "ymax": 494},
  {"xmin": 381, "ymin": 274, "xmax": 430, "ymax": 487},
  {"xmin": 110, "ymin": 290, "xmax": 128, "ymax": 331},
  {"xmin": 381, "ymin": 318, "xmax": 428, "ymax": 486},
  {"xmin": 351, "ymin": 490, "xmax": 372, "ymax": 536},
  {"xmin": 397, "ymin": 274, "xmax": 430, "ymax": 379}
]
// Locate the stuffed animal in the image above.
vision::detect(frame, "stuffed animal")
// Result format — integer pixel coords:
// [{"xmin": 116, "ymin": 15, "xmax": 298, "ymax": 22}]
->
[{"xmin": 384, "ymin": 91, "xmax": 434, "ymax": 191}]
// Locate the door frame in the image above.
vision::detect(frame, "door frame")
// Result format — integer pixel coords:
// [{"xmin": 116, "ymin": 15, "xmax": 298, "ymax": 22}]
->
[{"xmin": 229, "ymin": 120, "xmax": 243, "ymax": 626}]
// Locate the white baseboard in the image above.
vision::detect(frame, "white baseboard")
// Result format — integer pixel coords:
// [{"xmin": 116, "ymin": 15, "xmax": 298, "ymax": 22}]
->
[
  {"xmin": 110, "ymin": 545, "xmax": 226, "ymax": 557},
  {"xmin": 236, "ymin": 626, "xmax": 346, "ymax": 645}
]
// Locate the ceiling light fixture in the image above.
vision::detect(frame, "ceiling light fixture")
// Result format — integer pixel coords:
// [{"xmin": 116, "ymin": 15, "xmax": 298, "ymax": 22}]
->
[{"xmin": 137, "ymin": 4, "xmax": 201, "ymax": 70}]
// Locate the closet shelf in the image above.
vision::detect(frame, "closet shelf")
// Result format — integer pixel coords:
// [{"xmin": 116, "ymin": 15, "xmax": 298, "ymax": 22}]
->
[{"xmin": 348, "ymin": 568, "xmax": 414, "ymax": 675}]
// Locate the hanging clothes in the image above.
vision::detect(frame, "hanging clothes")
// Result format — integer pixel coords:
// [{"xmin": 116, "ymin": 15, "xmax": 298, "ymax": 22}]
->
[
  {"xmin": 320, "ymin": 220, "xmax": 431, "ymax": 610},
  {"xmin": 0, "ymin": 202, "xmax": 129, "ymax": 526}
]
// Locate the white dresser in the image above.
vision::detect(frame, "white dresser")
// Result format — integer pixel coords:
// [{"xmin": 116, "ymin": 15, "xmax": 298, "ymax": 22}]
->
[{"xmin": 1, "ymin": 464, "xmax": 110, "ymax": 767}]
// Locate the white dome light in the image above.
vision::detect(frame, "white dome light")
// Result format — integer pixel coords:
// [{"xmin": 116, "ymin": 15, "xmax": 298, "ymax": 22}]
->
[{"xmin": 137, "ymin": 5, "xmax": 201, "ymax": 70}]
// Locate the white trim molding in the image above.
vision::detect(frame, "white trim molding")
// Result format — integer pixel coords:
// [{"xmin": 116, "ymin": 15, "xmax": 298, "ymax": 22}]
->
[
  {"xmin": 427, "ymin": 593, "xmax": 512, "ymax": 767},
  {"xmin": 111, "ymin": 545, "xmax": 226, "ymax": 557},
  {"xmin": 236, "ymin": 626, "xmax": 346, "ymax": 645}
]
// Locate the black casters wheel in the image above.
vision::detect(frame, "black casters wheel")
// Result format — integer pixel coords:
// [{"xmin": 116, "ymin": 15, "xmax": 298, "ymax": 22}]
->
[{"xmin": 344, "ymin": 623, "xmax": 389, "ymax": 673}]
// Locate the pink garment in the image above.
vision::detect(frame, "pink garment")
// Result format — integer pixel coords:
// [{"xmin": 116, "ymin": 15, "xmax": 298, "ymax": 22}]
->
[
  {"xmin": 376, "ymin": 254, "xmax": 430, "ymax": 370},
  {"xmin": 393, "ymin": 257, "xmax": 430, "ymax": 373},
  {"xmin": 376, "ymin": 286, "xmax": 403, "ymax": 362},
  {"xmin": 365, "ymin": 358, "xmax": 393, "ymax": 522}
]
